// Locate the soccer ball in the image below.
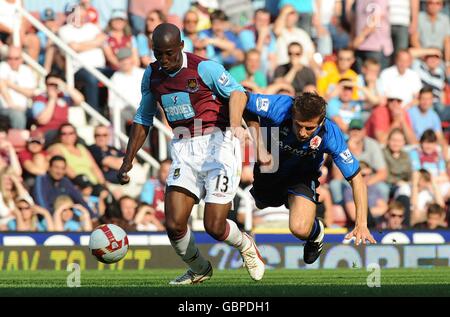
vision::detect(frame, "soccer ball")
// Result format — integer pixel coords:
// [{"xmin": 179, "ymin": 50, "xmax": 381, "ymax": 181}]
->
[{"xmin": 89, "ymin": 224, "xmax": 129, "ymax": 264}]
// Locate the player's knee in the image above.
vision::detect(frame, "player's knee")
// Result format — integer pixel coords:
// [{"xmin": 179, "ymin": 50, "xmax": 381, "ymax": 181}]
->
[
  {"xmin": 165, "ymin": 220, "xmax": 187, "ymax": 241},
  {"xmin": 289, "ymin": 222, "xmax": 311, "ymax": 240},
  {"xmin": 204, "ymin": 220, "xmax": 226, "ymax": 241}
]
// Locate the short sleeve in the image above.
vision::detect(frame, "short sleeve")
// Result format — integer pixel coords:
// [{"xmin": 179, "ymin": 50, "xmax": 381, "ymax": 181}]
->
[
  {"xmin": 324, "ymin": 120, "xmax": 360, "ymax": 180},
  {"xmin": 133, "ymin": 66, "xmax": 157, "ymax": 127},
  {"xmin": 197, "ymin": 60, "xmax": 245, "ymax": 99},
  {"xmin": 245, "ymin": 93, "xmax": 293, "ymax": 126},
  {"xmin": 32, "ymin": 101, "xmax": 46, "ymax": 118}
]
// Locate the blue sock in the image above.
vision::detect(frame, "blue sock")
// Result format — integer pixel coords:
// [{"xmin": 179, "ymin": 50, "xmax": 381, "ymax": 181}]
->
[{"xmin": 307, "ymin": 218, "xmax": 320, "ymax": 241}]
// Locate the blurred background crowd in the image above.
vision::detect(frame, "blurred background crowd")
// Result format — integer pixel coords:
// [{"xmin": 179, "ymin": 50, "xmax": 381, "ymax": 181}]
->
[{"xmin": 0, "ymin": 0, "xmax": 449, "ymax": 233}]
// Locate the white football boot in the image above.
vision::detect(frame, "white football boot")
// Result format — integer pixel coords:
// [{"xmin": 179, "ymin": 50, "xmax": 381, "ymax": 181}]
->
[{"xmin": 240, "ymin": 233, "xmax": 265, "ymax": 281}]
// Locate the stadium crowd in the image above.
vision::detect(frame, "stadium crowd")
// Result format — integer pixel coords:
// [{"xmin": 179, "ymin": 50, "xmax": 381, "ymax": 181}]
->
[{"xmin": 0, "ymin": 0, "xmax": 449, "ymax": 232}]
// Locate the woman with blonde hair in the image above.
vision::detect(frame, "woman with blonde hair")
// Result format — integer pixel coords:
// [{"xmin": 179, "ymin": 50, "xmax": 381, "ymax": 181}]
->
[
  {"xmin": 0, "ymin": 168, "xmax": 33, "ymax": 228},
  {"xmin": 53, "ymin": 195, "xmax": 93, "ymax": 232},
  {"xmin": 8, "ymin": 196, "xmax": 54, "ymax": 231}
]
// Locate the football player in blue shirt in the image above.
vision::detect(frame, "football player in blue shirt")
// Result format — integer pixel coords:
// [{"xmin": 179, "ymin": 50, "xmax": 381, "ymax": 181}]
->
[{"xmin": 242, "ymin": 92, "xmax": 376, "ymax": 264}]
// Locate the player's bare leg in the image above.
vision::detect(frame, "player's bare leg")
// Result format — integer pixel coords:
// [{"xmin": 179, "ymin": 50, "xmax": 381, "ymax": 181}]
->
[
  {"xmin": 288, "ymin": 194, "xmax": 324, "ymax": 264},
  {"xmin": 165, "ymin": 186, "xmax": 212, "ymax": 285},
  {"xmin": 203, "ymin": 202, "xmax": 265, "ymax": 281}
]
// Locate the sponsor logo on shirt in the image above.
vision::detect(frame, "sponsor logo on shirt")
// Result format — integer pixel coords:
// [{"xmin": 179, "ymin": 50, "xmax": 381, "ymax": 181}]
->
[
  {"xmin": 218, "ymin": 72, "xmax": 230, "ymax": 86},
  {"xmin": 256, "ymin": 97, "xmax": 269, "ymax": 112},
  {"xmin": 339, "ymin": 149, "xmax": 354, "ymax": 164}
]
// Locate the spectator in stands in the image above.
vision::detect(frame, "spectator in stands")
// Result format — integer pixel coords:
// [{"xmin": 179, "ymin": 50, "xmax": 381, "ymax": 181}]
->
[
  {"xmin": 0, "ymin": 118, "xmax": 22, "ymax": 176},
  {"xmin": 79, "ymin": 0, "xmax": 99, "ymax": 25},
  {"xmin": 140, "ymin": 158, "xmax": 171, "ymax": 223},
  {"xmin": 117, "ymin": 195, "xmax": 138, "ymax": 231},
  {"xmin": 238, "ymin": 8, "xmax": 277, "ymax": 78},
  {"xmin": 8, "ymin": 195, "xmax": 54, "ymax": 231},
  {"xmin": 408, "ymin": 87, "xmax": 448, "ymax": 160},
  {"xmin": 198, "ymin": 10, "xmax": 244, "ymax": 68},
  {"xmin": 278, "ymin": 0, "xmax": 314, "ymax": 35},
  {"xmin": 0, "ymin": 45, "xmax": 37, "ymax": 129},
  {"xmin": 312, "ymin": 0, "xmax": 337, "ymax": 57},
  {"xmin": 330, "ymin": 119, "xmax": 389, "ymax": 204},
  {"xmin": 88, "ymin": 125, "xmax": 129, "ymax": 190},
  {"xmin": 383, "ymin": 128, "xmax": 413, "ymax": 196},
  {"xmin": 344, "ymin": 160, "xmax": 388, "ymax": 227},
  {"xmin": 317, "ymin": 48, "xmax": 358, "ymax": 100},
  {"xmin": 411, "ymin": 50, "xmax": 448, "ymax": 119},
  {"xmin": 389, "ymin": 0, "xmax": 419, "ymax": 59},
  {"xmin": 229, "ymin": 49, "xmax": 267, "ymax": 92},
  {"xmin": 53, "ymin": 195, "xmax": 93, "ymax": 231},
  {"xmin": 352, "ymin": 0, "xmax": 393, "ymax": 71},
  {"xmin": 72, "ymin": 173, "xmax": 108, "ymax": 221},
  {"xmin": 134, "ymin": 203, "xmax": 165, "ymax": 231},
  {"xmin": 18, "ymin": 131, "xmax": 49, "ymax": 189},
  {"xmin": 103, "ymin": 9, "xmax": 140, "ymax": 71},
  {"xmin": 36, "ymin": 8, "xmax": 60, "ymax": 70},
  {"xmin": 32, "ymin": 155, "xmax": 94, "ymax": 215},
  {"xmin": 365, "ymin": 91, "xmax": 417, "ymax": 145},
  {"xmin": 32, "ymin": 73, "xmax": 84, "ymax": 144},
  {"xmin": 136, "ymin": 10, "xmax": 166, "ymax": 67},
  {"xmin": 181, "ymin": 10, "xmax": 203, "ymax": 54},
  {"xmin": 411, "ymin": 0, "xmax": 450, "ymax": 69},
  {"xmin": 380, "ymin": 201, "xmax": 407, "ymax": 230},
  {"xmin": 108, "ymin": 48, "xmax": 145, "ymax": 133},
  {"xmin": 273, "ymin": 42, "xmax": 316, "ymax": 96},
  {"xmin": 0, "ymin": 168, "xmax": 33, "ymax": 228},
  {"xmin": 0, "ymin": 0, "xmax": 40, "ymax": 60},
  {"xmin": 413, "ymin": 203, "xmax": 448, "ymax": 230},
  {"xmin": 191, "ymin": 0, "xmax": 217, "ymax": 32},
  {"xmin": 379, "ymin": 49, "xmax": 422, "ymax": 108},
  {"xmin": 58, "ymin": 4, "xmax": 108, "ymax": 114},
  {"xmin": 274, "ymin": 5, "xmax": 315, "ymax": 67},
  {"xmin": 409, "ymin": 129, "xmax": 450, "ymax": 197},
  {"xmin": 47, "ymin": 123, "xmax": 105, "ymax": 186},
  {"xmin": 355, "ymin": 58, "xmax": 382, "ymax": 114},
  {"xmin": 326, "ymin": 79, "xmax": 363, "ymax": 135},
  {"xmin": 128, "ymin": 0, "xmax": 174, "ymax": 35}
]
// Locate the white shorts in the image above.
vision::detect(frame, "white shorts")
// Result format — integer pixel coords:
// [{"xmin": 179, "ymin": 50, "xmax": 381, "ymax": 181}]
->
[{"xmin": 166, "ymin": 130, "xmax": 242, "ymax": 204}]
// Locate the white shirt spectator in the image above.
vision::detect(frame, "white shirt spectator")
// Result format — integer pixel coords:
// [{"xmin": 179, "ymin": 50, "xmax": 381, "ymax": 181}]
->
[
  {"xmin": 276, "ymin": 28, "xmax": 315, "ymax": 66},
  {"xmin": 108, "ymin": 66, "xmax": 145, "ymax": 111},
  {"xmin": 379, "ymin": 65, "xmax": 422, "ymax": 106},
  {"xmin": 389, "ymin": 0, "xmax": 411, "ymax": 26},
  {"xmin": 0, "ymin": 0, "xmax": 21, "ymax": 34},
  {"xmin": 0, "ymin": 61, "xmax": 36, "ymax": 111},
  {"xmin": 58, "ymin": 22, "xmax": 106, "ymax": 72}
]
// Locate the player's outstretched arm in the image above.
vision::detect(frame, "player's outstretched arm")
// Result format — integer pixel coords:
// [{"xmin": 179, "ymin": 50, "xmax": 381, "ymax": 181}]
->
[
  {"xmin": 345, "ymin": 171, "xmax": 377, "ymax": 245},
  {"xmin": 117, "ymin": 123, "xmax": 150, "ymax": 185}
]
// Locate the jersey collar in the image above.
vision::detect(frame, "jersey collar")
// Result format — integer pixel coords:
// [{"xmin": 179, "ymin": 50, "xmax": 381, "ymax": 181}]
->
[{"xmin": 160, "ymin": 52, "xmax": 188, "ymax": 77}]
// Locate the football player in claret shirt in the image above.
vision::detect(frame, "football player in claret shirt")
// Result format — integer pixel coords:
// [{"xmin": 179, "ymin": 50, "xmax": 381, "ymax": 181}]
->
[
  {"xmin": 241, "ymin": 92, "xmax": 376, "ymax": 264},
  {"xmin": 118, "ymin": 23, "xmax": 264, "ymax": 284}
]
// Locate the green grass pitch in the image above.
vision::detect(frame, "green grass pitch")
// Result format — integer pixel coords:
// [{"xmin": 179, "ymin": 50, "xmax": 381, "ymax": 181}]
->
[{"xmin": 0, "ymin": 268, "xmax": 449, "ymax": 297}]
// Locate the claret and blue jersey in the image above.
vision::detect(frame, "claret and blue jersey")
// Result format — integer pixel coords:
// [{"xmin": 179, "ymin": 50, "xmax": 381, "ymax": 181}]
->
[
  {"xmin": 133, "ymin": 52, "xmax": 245, "ymax": 135},
  {"xmin": 245, "ymin": 93, "xmax": 361, "ymax": 185}
]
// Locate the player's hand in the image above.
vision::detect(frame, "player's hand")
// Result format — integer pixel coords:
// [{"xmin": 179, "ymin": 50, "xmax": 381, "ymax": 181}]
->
[
  {"xmin": 345, "ymin": 225, "xmax": 377, "ymax": 246},
  {"xmin": 117, "ymin": 160, "xmax": 133, "ymax": 185},
  {"xmin": 230, "ymin": 126, "xmax": 246, "ymax": 143}
]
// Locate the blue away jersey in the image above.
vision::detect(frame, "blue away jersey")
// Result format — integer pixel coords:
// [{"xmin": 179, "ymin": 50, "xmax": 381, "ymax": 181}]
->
[{"xmin": 246, "ymin": 93, "xmax": 360, "ymax": 181}]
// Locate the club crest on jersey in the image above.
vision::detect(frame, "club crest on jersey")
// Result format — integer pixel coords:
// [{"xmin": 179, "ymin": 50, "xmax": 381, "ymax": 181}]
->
[
  {"xmin": 309, "ymin": 135, "xmax": 322, "ymax": 150},
  {"xmin": 186, "ymin": 78, "xmax": 199, "ymax": 92},
  {"xmin": 173, "ymin": 168, "xmax": 181, "ymax": 179},
  {"xmin": 256, "ymin": 97, "xmax": 269, "ymax": 112}
]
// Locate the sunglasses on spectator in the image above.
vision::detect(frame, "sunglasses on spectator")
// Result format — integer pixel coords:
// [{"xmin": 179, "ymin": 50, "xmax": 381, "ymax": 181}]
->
[
  {"xmin": 28, "ymin": 139, "xmax": 44, "ymax": 145},
  {"xmin": 95, "ymin": 133, "xmax": 108, "ymax": 137},
  {"xmin": 338, "ymin": 57, "xmax": 353, "ymax": 61},
  {"xmin": 288, "ymin": 52, "xmax": 302, "ymax": 56},
  {"xmin": 61, "ymin": 131, "xmax": 76, "ymax": 136},
  {"xmin": 184, "ymin": 19, "xmax": 198, "ymax": 23},
  {"xmin": 18, "ymin": 205, "xmax": 31, "ymax": 211},
  {"xmin": 342, "ymin": 85, "xmax": 353, "ymax": 90},
  {"xmin": 390, "ymin": 213, "xmax": 404, "ymax": 218}
]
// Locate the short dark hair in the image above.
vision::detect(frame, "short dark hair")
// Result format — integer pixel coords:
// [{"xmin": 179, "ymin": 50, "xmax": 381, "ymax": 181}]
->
[
  {"xmin": 49, "ymin": 155, "xmax": 66, "ymax": 166},
  {"xmin": 419, "ymin": 86, "xmax": 434, "ymax": 96},
  {"xmin": 45, "ymin": 72, "xmax": 63, "ymax": 83},
  {"xmin": 292, "ymin": 92, "xmax": 327, "ymax": 122},
  {"xmin": 288, "ymin": 42, "xmax": 303, "ymax": 54},
  {"xmin": 210, "ymin": 10, "xmax": 228, "ymax": 22},
  {"xmin": 419, "ymin": 169, "xmax": 431, "ymax": 182},
  {"xmin": 420, "ymin": 129, "xmax": 437, "ymax": 143},
  {"xmin": 0, "ymin": 114, "xmax": 11, "ymax": 133},
  {"xmin": 427, "ymin": 203, "xmax": 445, "ymax": 216}
]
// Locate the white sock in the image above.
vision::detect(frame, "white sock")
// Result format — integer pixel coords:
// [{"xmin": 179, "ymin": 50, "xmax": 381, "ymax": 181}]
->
[
  {"xmin": 169, "ymin": 227, "xmax": 209, "ymax": 274},
  {"xmin": 223, "ymin": 219, "xmax": 251, "ymax": 252}
]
